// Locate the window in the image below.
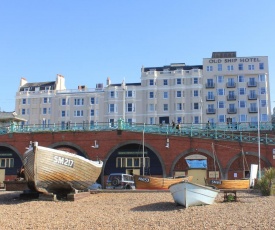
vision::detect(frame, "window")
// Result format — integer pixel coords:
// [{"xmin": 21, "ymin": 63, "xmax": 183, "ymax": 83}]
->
[
  {"xmin": 43, "ymin": 108, "xmax": 47, "ymax": 114},
  {"xmin": 217, "ymin": 76, "xmax": 224, "ymax": 83},
  {"xmin": 22, "ymin": 99, "xmax": 26, "ymax": 104},
  {"xmin": 239, "ymin": 88, "xmax": 246, "ymax": 95},
  {"xmin": 194, "ymin": 103, "xmax": 199, "ymax": 110},
  {"xmin": 238, "ymin": 63, "xmax": 243, "ymax": 70},
  {"xmin": 22, "ymin": 108, "xmax": 26, "ymax": 115},
  {"xmin": 193, "ymin": 78, "xmax": 198, "ymax": 84},
  {"xmin": 163, "ymin": 104, "xmax": 168, "ymax": 111},
  {"xmin": 62, "ymin": 98, "xmax": 66, "ymax": 105},
  {"xmin": 207, "ymin": 66, "xmax": 213, "ymax": 71},
  {"xmin": 61, "ymin": 111, "xmax": 65, "ymax": 117},
  {"xmin": 259, "ymin": 63, "xmax": 264, "ymax": 70},
  {"xmin": 194, "ymin": 116, "xmax": 199, "ymax": 124},
  {"xmin": 163, "ymin": 92, "xmax": 168, "ymax": 99},
  {"xmin": 238, "ymin": 75, "xmax": 244, "ymax": 82},
  {"xmin": 109, "ymin": 104, "xmax": 115, "ymax": 113},
  {"xmin": 163, "ymin": 79, "xmax": 168, "ymax": 85},
  {"xmin": 90, "ymin": 109, "xmax": 94, "ymax": 116},
  {"xmin": 218, "ymin": 115, "xmax": 225, "ymax": 122},
  {"xmin": 0, "ymin": 158, "xmax": 14, "ymax": 168},
  {"xmin": 149, "ymin": 104, "xmax": 154, "ymax": 112},
  {"xmin": 90, "ymin": 97, "xmax": 95, "ymax": 104},
  {"xmin": 176, "ymin": 78, "xmax": 181, "ymax": 84},
  {"xmin": 43, "ymin": 97, "xmax": 51, "ymax": 103},
  {"xmin": 176, "ymin": 91, "xmax": 181, "ymax": 97},
  {"xmin": 250, "ymin": 103, "xmax": 257, "ymax": 112},
  {"xmin": 239, "ymin": 114, "xmax": 247, "ymax": 122},
  {"xmin": 207, "ymin": 92, "xmax": 214, "ymax": 100},
  {"xmin": 206, "ymin": 79, "xmax": 214, "ymax": 87},
  {"xmin": 259, "ymin": 74, "xmax": 266, "ymax": 82},
  {"xmin": 218, "ymin": 101, "xmax": 224, "ymax": 108},
  {"xmin": 74, "ymin": 110, "xmax": 84, "ymax": 117},
  {"xmin": 239, "ymin": 101, "xmax": 246, "ymax": 108},
  {"xmin": 261, "ymin": 114, "xmax": 268, "ymax": 122},
  {"xmin": 248, "ymin": 64, "xmax": 254, "ymax": 70},
  {"xmin": 261, "ymin": 100, "xmax": 267, "ymax": 107},
  {"xmin": 260, "ymin": 87, "xmax": 266, "ymax": 95},
  {"xmin": 217, "ymin": 89, "xmax": 225, "ymax": 96},
  {"xmin": 227, "ymin": 65, "xmax": 233, "ymax": 71},
  {"xmin": 149, "ymin": 92, "xmax": 154, "ymax": 98},
  {"xmin": 127, "ymin": 90, "xmax": 133, "ymax": 97},
  {"xmin": 218, "ymin": 64, "xmax": 222, "ymax": 71},
  {"xmin": 176, "ymin": 103, "xmax": 182, "ymax": 110},
  {"xmin": 74, "ymin": 98, "xmax": 84, "ymax": 105},
  {"xmin": 194, "ymin": 90, "xmax": 198, "ymax": 97},
  {"xmin": 149, "ymin": 79, "xmax": 154, "ymax": 85},
  {"xmin": 127, "ymin": 103, "xmax": 135, "ymax": 112},
  {"xmin": 110, "ymin": 91, "xmax": 115, "ymax": 98}
]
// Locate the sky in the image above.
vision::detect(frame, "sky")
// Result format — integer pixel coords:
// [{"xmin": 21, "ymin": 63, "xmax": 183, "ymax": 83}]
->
[{"xmin": 0, "ymin": 0, "xmax": 274, "ymax": 112}]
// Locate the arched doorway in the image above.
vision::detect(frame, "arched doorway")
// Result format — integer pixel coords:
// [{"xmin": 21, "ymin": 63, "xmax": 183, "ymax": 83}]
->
[{"xmin": 103, "ymin": 143, "xmax": 165, "ymax": 186}]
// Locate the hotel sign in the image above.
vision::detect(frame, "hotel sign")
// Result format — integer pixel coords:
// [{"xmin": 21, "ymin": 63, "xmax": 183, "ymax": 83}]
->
[{"xmin": 208, "ymin": 57, "xmax": 261, "ymax": 63}]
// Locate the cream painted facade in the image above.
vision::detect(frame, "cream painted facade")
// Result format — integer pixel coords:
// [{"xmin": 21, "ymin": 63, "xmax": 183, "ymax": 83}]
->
[
  {"xmin": 203, "ymin": 52, "xmax": 270, "ymax": 125},
  {"xmin": 15, "ymin": 52, "xmax": 271, "ymax": 127}
]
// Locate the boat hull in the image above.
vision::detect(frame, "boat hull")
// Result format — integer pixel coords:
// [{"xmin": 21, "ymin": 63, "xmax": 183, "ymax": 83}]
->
[
  {"xmin": 169, "ymin": 181, "xmax": 219, "ymax": 208},
  {"xmin": 214, "ymin": 180, "xmax": 250, "ymax": 189},
  {"xmin": 23, "ymin": 142, "xmax": 103, "ymax": 194},
  {"xmin": 134, "ymin": 175, "xmax": 193, "ymax": 190}
]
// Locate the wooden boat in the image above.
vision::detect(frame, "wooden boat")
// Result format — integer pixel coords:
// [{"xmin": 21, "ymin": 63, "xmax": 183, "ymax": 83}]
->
[
  {"xmin": 23, "ymin": 142, "xmax": 103, "ymax": 195},
  {"xmin": 210, "ymin": 179, "xmax": 250, "ymax": 189},
  {"xmin": 169, "ymin": 181, "xmax": 219, "ymax": 208},
  {"xmin": 133, "ymin": 175, "xmax": 193, "ymax": 190}
]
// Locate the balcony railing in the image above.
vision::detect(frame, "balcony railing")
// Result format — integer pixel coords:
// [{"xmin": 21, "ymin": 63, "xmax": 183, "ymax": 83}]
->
[
  {"xmin": 227, "ymin": 108, "xmax": 237, "ymax": 114},
  {"xmin": 247, "ymin": 81, "xmax": 257, "ymax": 87},
  {"xmin": 226, "ymin": 82, "xmax": 236, "ymax": 88},
  {"xmin": 227, "ymin": 95, "xmax": 236, "ymax": 100},
  {"xmin": 205, "ymin": 83, "xmax": 215, "ymax": 88},
  {"xmin": 206, "ymin": 96, "xmax": 215, "ymax": 101},
  {"xmin": 248, "ymin": 107, "xmax": 258, "ymax": 113},
  {"xmin": 206, "ymin": 109, "xmax": 216, "ymax": 114},
  {"xmin": 248, "ymin": 94, "xmax": 257, "ymax": 100}
]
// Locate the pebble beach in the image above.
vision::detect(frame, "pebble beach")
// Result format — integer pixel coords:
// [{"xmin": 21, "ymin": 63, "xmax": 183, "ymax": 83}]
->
[{"xmin": 0, "ymin": 190, "xmax": 274, "ymax": 230}]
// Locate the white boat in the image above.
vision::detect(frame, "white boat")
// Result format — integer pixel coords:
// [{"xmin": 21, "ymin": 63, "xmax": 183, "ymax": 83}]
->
[{"xmin": 169, "ymin": 181, "xmax": 219, "ymax": 208}]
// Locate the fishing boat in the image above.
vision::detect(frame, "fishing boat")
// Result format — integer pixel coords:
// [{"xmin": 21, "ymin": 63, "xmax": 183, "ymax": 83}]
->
[
  {"xmin": 23, "ymin": 142, "xmax": 103, "ymax": 195},
  {"xmin": 134, "ymin": 175, "xmax": 193, "ymax": 190},
  {"xmin": 169, "ymin": 181, "xmax": 219, "ymax": 208},
  {"xmin": 211, "ymin": 179, "xmax": 250, "ymax": 189}
]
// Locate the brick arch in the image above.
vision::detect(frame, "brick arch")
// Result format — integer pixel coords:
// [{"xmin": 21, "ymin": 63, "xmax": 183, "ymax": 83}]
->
[
  {"xmin": 48, "ymin": 141, "xmax": 89, "ymax": 159},
  {"xmin": 170, "ymin": 147, "xmax": 223, "ymax": 177},
  {"xmin": 102, "ymin": 140, "xmax": 167, "ymax": 176},
  {"xmin": 225, "ymin": 151, "xmax": 271, "ymax": 179},
  {"xmin": 0, "ymin": 142, "xmax": 22, "ymax": 160}
]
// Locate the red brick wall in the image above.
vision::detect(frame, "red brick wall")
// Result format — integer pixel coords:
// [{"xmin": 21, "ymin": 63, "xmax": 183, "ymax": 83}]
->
[{"xmin": 0, "ymin": 130, "xmax": 274, "ymax": 180}]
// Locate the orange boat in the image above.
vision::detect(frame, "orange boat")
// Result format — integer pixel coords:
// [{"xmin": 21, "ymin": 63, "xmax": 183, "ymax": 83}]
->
[
  {"xmin": 134, "ymin": 175, "xmax": 193, "ymax": 190},
  {"xmin": 210, "ymin": 179, "xmax": 250, "ymax": 189}
]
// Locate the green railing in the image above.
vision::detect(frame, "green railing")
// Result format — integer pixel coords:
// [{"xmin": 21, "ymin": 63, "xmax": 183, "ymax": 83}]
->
[{"xmin": 1, "ymin": 120, "xmax": 275, "ymax": 145}]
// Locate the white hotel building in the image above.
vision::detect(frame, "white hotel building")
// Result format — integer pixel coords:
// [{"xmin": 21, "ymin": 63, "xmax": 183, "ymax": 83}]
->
[{"xmin": 15, "ymin": 52, "xmax": 271, "ymax": 127}]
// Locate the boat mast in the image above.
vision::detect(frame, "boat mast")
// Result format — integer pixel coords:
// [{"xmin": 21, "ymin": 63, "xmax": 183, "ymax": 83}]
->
[
  {"xmin": 142, "ymin": 123, "xmax": 145, "ymax": 176},
  {"xmin": 211, "ymin": 143, "xmax": 217, "ymax": 179},
  {"xmin": 257, "ymin": 98, "xmax": 261, "ymax": 179}
]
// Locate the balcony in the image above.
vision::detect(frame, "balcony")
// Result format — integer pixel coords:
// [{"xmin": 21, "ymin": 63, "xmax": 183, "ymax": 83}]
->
[
  {"xmin": 205, "ymin": 83, "xmax": 215, "ymax": 88},
  {"xmin": 206, "ymin": 96, "xmax": 215, "ymax": 101},
  {"xmin": 227, "ymin": 108, "xmax": 237, "ymax": 114},
  {"xmin": 248, "ymin": 94, "xmax": 257, "ymax": 100},
  {"xmin": 227, "ymin": 95, "xmax": 236, "ymax": 101},
  {"xmin": 247, "ymin": 81, "xmax": 257, "ymax": 87},
  {"xmin": 248, "ymin": 107, "xmax": 258, "ymax": 113},
  {"xmin": 206, "ymin": 109, "xmax": 216, "ymax": 114},
  {"xmin": 226, "ymin": 82, "xmax": 236, "ymax": 88}
]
